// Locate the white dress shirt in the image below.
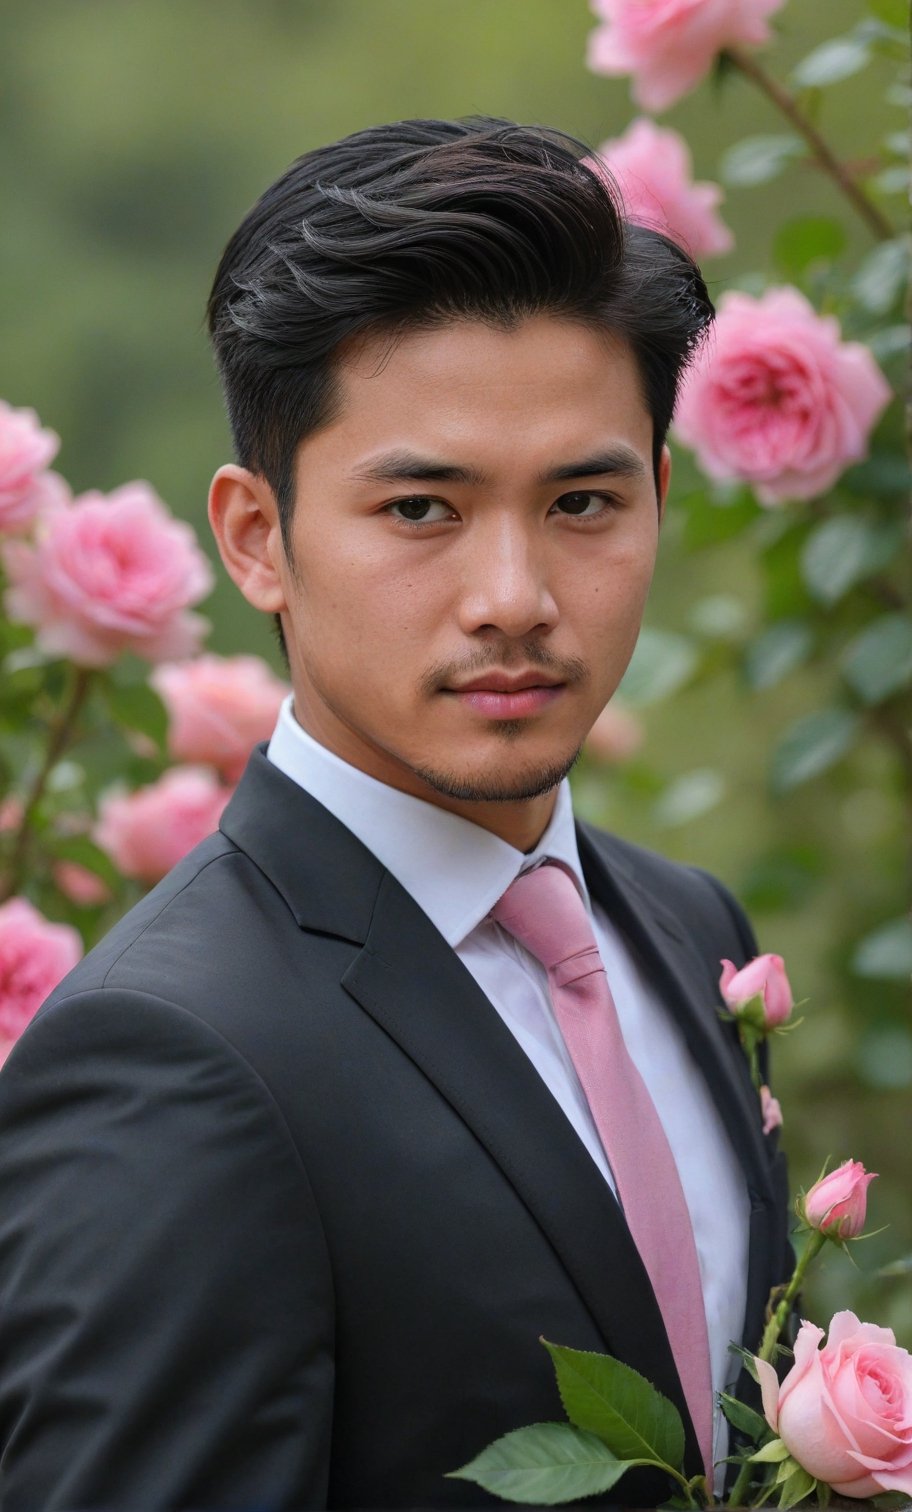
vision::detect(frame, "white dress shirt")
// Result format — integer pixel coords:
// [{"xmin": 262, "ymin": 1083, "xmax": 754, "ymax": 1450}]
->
[{"xmin": 268, "ymin": 697, "xmax": 750, "ymax": 1481}]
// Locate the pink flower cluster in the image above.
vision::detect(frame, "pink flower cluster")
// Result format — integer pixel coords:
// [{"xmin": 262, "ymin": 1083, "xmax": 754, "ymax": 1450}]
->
[
  {"xmin": 0, "ymin": 898, "xmax": 82, "ymax": 1063},
  {"xmin": 587, "ymin": 0, "xmax": 786, "ymax": 111},
  {"xmin": 3, "ymin": 482, "xmax": 213, "ymax": 666},
  {"xmin": 93, "ymin": 655, "xmax": 288, "ymax": 884},
  {"xmin": 675, "ymin": 288, "xmax": 892, "ymax": 504},
  {"xmin": 587, "ymin": 120, "xmax": 733, "ymax": 260},
  {"xmin": 0, "ymin": 401, "xmax": 67, "ymax": 534},
  {"xmin": 758, "ymin": 1311, "xmax": 912, "ymax": 1498}
]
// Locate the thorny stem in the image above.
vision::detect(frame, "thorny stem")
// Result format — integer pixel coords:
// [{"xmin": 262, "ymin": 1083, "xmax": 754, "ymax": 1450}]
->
[
  {"xmin": 727, "ymin": 1231, "xmax": 826, "ymax": 1506},
  {"xmin": 725, "ymin": 47, "xmax": 895, "ymax": 242},
  {"xmin": 0, "ymin": 668, "xmax": 93, "ymax": 903}
]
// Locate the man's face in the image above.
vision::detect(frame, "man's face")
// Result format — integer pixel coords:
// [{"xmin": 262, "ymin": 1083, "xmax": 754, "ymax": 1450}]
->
[{"xmin": 275, "ymin": 315, "xmax": 667, "ymax": 828}]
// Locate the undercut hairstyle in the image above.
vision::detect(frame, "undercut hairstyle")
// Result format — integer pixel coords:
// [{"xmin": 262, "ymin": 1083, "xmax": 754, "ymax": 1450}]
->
[{"xmin": 207, "ymin": 115, "xmax": 715, "ymax": 549}]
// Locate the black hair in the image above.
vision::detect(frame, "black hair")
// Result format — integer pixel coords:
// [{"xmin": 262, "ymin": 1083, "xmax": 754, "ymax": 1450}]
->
[{"xmin": 207, "ymin": 114, "xmax": 713, "ymax": 550}]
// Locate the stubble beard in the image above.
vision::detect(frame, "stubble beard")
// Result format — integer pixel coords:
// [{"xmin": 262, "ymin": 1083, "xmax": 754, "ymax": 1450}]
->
[{"xmin": 411, "ymin": 738, "xmax": 583, "ymax": 804}]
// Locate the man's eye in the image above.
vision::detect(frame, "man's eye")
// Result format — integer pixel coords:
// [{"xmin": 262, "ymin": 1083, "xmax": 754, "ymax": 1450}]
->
[
  {"xmin": 552, "ymin": 491, "xmax": 612, "ymax": 518},
  {"xmin": 387, "ymin": 496, "xmax": 453, "ymax": 524}
]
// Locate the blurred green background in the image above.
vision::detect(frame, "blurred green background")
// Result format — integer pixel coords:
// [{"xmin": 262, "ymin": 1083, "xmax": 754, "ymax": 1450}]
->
[{"xmin": 2, "ymin": 1, "xmax": 909, "ymax": 1335}]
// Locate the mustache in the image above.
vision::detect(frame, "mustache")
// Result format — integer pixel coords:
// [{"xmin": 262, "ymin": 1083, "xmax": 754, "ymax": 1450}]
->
[{"xmin": 421, "ymin": 643, "xmax": 588, "ymax": 696}]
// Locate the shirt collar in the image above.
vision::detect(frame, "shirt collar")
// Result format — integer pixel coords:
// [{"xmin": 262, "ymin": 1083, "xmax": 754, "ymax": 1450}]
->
[{"xmin": 266, "ymin": 694, "xmax": 591, "ymax": 947}]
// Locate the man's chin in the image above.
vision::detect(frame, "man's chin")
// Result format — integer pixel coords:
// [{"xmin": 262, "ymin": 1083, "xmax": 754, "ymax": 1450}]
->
[{"xmin": 411, "ymin": 747, "xmax": 582, "ymax": 804}]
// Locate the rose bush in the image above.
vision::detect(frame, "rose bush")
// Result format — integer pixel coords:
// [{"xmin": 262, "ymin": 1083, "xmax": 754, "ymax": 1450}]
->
[
  {"xmin": 673, "ymin": 287, "xmax": 893, "ymax": 505},
  {"xmin": 0, "ymin": 400, "xmax": 64, "ymax": 534},
  {"xmin": 757, "ymin": 1311, "xmax": 912, "ymax": 1498},
  {"xmin": 586, "ymin": 0, "xmax": 786, "ymax": 111},
  {"xmin": 3, "ymin": 481, "xmax": 213, "ymax": 665},
  {"xmin": 586, "ymin": 119, "xmax": 733, "ymax": 258},
  {"xmin": 0, "ymin": 897, "xmax": 82, "ymax": 1062},
  {"xmin": 94, "ymin": 766, "xmax": 232, "ymax": 885},
  {"xmin": 151, "ymin": 654, "xmax": 289, "ymax": 782}
]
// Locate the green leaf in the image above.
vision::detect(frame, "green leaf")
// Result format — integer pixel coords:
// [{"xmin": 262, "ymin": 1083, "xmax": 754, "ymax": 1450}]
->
[
  {"xmin": 868, "ymin": 0, "xmax": 907, "ymax": 26},
  {"xmin": 653, "ymin": 770, "xmax": 726, "ymax": 828},
  {"xmin": 619, "ymin": 628, "xmax": 698, "ymax": 706},
  {"xmin": 542, "ymin": 1342, "xmax": 685, "ymax": 1471},
  {"xmin": 841, "ymin": 457, "xmax": 909, "ymax": 499},
  {"xmin": 773, "ymin": 216, "xmax": 846, "ymax": 277},
  {"xmin": 800, "ymin": 516, "xmax": 900, "ymax": 605},
  {"xmin": 447, "ymin": 1422, "xmax": 645, "ymax": 1505},
  {"xmin": 792, "ymin": 34, "xmax": 871, "ymax": 87},
  {"xmin": 851, "ymin": 237, "xmax": 909, "ymax": 316},
  {"xmin": 770, "ymin": 709, "xmax": 859, "ymax": 793},
  {"xmin": 720, "ymin": 134, "xmax": 804, "ymax": 187},
  {"xmin": 778, "ymin": 1462, "xmax": 817, "ymax": 1508},
  {"xmin": 752, "ymin": 1438, "xmax": 792, "ymax": 1464},
  {"xmin": 100, "ymin": 677, "xmax": 168, "ymax": 751},
  {"xmin": 841, "ymin": 613, "xmax": 912, "ymax": 704},
  {"xmin": 852, "ymin": 918, "xmax": 912, "ymax": 980},
  {"xmin": 719, "ymin": 1392, "xmax": 769, "ymax": 1440},
  {"xmin": 681, "ymin": 487, "xmax": 757, "ymax": 549},
  {"xmin": 744, "ymin": 621, "xmax": 813, "ymax": 690}
]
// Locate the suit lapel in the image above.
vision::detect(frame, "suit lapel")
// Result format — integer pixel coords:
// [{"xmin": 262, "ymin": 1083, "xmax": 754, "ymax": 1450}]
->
[
  {"xmin": 342, "ymin": 869, "xmax": 703, "ymax": 1477},
  {"xmin": 576, "ymin": 824, "xmax": 778, "ymax": 1352}
]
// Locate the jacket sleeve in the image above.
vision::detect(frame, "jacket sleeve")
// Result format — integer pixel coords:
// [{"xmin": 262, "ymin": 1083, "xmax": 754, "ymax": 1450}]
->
[{"xmin": 0, "ymin": 988, "xmax": 335, "ymax": 1511}]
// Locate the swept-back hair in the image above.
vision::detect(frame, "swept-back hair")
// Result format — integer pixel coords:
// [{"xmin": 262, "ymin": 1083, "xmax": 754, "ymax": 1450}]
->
[{"xmin": 207, "ymin": 115, "xmax": 714, "ymax": 544}]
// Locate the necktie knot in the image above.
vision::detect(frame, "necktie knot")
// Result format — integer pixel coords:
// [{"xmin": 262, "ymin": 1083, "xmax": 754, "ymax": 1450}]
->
[{"xmin": 491, "ymin": 863, "xmax": 598, "ymax": 976}]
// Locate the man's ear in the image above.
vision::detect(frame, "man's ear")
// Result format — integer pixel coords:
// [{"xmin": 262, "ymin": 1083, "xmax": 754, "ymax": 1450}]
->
[
  {"xmin": 208, "ymin": 465, "xmax": 288, "ymax": 614},
  {"xmin": 657, "ymin": 444, "xmax": 671, "ymax": 525}
]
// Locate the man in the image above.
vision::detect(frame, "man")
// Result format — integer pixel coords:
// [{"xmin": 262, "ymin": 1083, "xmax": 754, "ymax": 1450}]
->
[{"xmin": 0, "ymin": 118, "xmax": 791, "ymax": 1509}]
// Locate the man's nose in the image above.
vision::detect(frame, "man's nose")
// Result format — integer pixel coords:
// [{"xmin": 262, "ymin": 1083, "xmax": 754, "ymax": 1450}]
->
[{"xmin": 456, "ymin": 516, "xmax": 559, "ymax": 639}]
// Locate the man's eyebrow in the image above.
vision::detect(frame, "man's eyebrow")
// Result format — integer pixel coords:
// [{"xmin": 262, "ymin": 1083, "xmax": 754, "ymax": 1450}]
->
[
  {"xmin": 350, "ymin": 445, "xmax": 647, "ymax": 487},
  {"xmin": 542, "ymin": 448, "xmax": 647, "ymax": 483},
  {"xmin": 351, "ymin": 451, "xmax": 487, "ymax": 486}
]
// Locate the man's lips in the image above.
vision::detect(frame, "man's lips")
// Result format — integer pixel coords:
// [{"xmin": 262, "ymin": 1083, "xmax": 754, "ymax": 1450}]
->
[{"xmin": 443, "ymin": 671, "xmax": 567, "ymax": 719}]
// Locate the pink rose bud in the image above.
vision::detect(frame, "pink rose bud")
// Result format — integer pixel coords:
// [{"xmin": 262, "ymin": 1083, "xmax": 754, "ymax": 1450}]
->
[
  {"xmin": 151, "ymin": 654, "xmax": 289, "ymax": 783},
  {"xmin": 0, "ymin": 400, "xmax": 62, "ymax": 534},
  {"xmin": 3, "ymin": 481, "xmax": 213, "ymax": 667},
  {"xmin": 586, "ymin": 0, "xmax": 786, "ymax": 113},
  {"xmin": 52, "ymin": 860, "xmax": 111, "ymax": 908},
  {"xmin": 756, "ymin": 1312, "xmax": 912, "ymax": 1499},
  {"xmin": 759, "ymin": 1084, "xmax": 782, "ymax": 1136},
  {"xmin": 0, "ymin": 897, "xmax": 82, "ymax": 1061},
  {"xmin": 94, "ymin": 766, "xmax": 232, "ymax": 885},
  {"xmin": 803, "ymin": 1160, "xmax": 877, "ymax": 1240},
  {"xmin": 586, "ymin": 120, "xmax": 733, "ymax": 260},
  {"xmin": 719, "ymin": 953, "xmax": 793, "ymax": 1028},
  {"xmin": 675, "ymin": 287, "xmax": 892, "ymax": 505}
]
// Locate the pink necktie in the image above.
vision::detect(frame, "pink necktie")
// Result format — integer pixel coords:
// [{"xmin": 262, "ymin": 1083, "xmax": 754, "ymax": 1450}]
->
[{"xmin": 492, "ymin": 862, "xmax": 714, "ymax": 1480}]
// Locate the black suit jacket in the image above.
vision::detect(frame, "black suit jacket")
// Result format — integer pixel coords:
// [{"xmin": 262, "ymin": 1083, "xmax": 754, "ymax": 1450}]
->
[{"xmin": 0, "ymin": 749, "xmax": 791, "ymax": 1510}]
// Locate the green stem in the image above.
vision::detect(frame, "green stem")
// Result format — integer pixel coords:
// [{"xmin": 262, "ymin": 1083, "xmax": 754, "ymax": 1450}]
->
[
  {"xmin": 727, "ymin": 1231, "xmax": 826, "ymax": 1506},
  {"xmin": 0, "ymin": 667, "xmax": 93, "ymax": 903},
  {"xmin": 725, "ymin": 47, "xmax": 895, "ymax": 242}
]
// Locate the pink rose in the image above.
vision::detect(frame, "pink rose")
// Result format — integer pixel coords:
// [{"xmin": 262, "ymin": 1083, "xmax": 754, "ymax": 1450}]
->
[
  {"xmin": 584, "ymin": 701, "xmax": 645, "ymax": 764},
  {"xmin": 759, "ymin": 1083, "xmax": 782, "ymax": 1135},
  {"xmin": 3, "ymin": 482, "xmax": 214, "ymax": 666},
  {"xmin": 52, "ymin": 861, "xmax": 111, "ymax": 908},
  {"xmin": 0, "ymin": 401, "xmax": 62, "ymax": 533},
  {"xmin": 719, "ymin": 952, "xmax": 793, "ymax": 1026},
  {"xmin": 674, "ymin": 287, "xmax": 892, "ymax": 505},
  {"xmin": 586, "ymin": 120, "xmax": 733, "ymax": 259},
  {"xmin": 94, "ymin": 766, "xmax": 231, "ymax": 885},
  {"xmin": 0, "ymin": 897, "xmax": 82, "ymax": 1060},
  {"xmin": 803, "ymin": 1160, "xmax": 877, "ymax": 1240},
  {"xmin": 151, "ymin": 654, "xmax": 289, "ymax": 782},
  {"xmin": 756, "ymin": 1312, "xmax": 912, "ymax": 1498},
  {"xmin": 586, "ymin": 0, "xmax": 786, "ymax": 112}
]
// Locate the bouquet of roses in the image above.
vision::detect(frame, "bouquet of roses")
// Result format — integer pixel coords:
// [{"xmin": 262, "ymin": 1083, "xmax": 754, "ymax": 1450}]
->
[{"xmin": 449, "ymin": 958, "xmax": 912, "ymax": 1509}]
